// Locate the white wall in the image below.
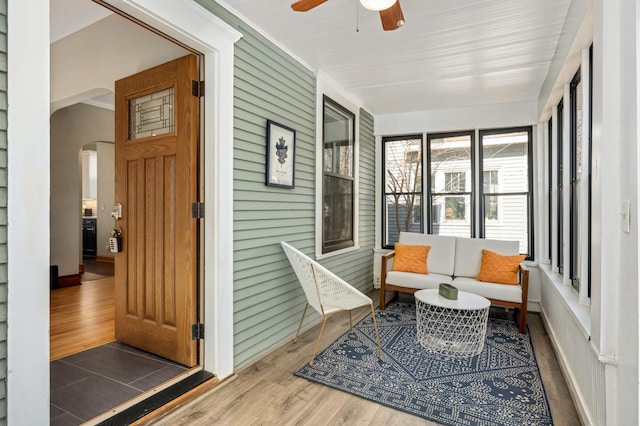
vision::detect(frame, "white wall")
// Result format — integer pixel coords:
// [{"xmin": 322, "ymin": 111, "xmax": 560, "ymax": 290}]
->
[
  {"xmin": 50, "ymin": 104, "xmax": 114, "ymax": 276},
  {"xmin": 96, "ymin": 142, "xmax": 115, "ymax": 258},
  {"xmin": 593, "ymin": 0, "xmax": 639, "ymax": 422},
  {"xmin": 535, "ymin": 0, "xmax": 640, "ymax": 424},
  {"xmin": 374, "ymin": 101, "xmax": 537, "ymax": 136}
]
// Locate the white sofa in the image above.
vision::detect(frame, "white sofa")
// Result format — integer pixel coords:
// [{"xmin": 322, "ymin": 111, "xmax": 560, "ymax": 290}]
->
[{"xmin": 380, "ymin": 232, "xmax": 529, "ymax": 333}]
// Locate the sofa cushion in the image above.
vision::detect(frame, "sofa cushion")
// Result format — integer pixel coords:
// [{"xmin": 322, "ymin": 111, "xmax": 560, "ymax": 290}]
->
[
  {"xmin": 398, "ymin": 232, "xmax": 456, "ymax": 276},
  {"xmin": 452, "ymin": 277, "xmax": 522, "ymax": 304},
  {"xmin": 477, "ymin": 249, "xmax": 526, "ymax": 284},
  {"xmin": 454, "ymin": 238, "xmax": 519, "ymax": 278},
  {"xmin": 392, "ymin": 243, "xmax": 430, "ymax": 274},
  {"xmin": 386, "ymin": 271, "xmax": 452, "ymax": 291}
]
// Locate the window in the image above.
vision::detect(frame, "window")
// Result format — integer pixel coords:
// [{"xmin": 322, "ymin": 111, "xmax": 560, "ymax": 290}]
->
[
  {"xmin": 570, "ymin": 70, "xmax": 582, "ymax": 290},
  {"xmin": 322, "ymin": 96, "xmax": 355, "ymax": 253},
  {"xmin": 381, "ymin": 128, "xmax": 533, "ymax": 257},
  {"xmin": 557, "ymin": 99, "xmax": 564, "ymax": 273},
  {"xmin": 428, "ymin": 132, "xmax": 474, "ymax": 238},
  {"xmin": 543, "ymin": 47, "xmax": 593, "ymax": 297},
  {"xmin": 382, "ymin": 135, "xmax": 422, "ymax": 248},
  {"xmin": 479, "ymin": 128, "xmax": 533, "ymax": 257}
]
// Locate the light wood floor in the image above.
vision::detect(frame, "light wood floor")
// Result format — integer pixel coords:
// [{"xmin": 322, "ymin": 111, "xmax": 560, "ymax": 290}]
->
[
  {"xmin": 50, "ymin": 277, "xmax": 115, "ymax": 360},
  {"xmin": 156, "ymin": 293, "xmax": 582, "ymax": 426}
]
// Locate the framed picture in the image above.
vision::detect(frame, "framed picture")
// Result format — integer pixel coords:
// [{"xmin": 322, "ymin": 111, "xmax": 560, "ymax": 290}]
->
[{"xmin": 265, "ymin": 119, "xmax": 296, "ymax": 188}]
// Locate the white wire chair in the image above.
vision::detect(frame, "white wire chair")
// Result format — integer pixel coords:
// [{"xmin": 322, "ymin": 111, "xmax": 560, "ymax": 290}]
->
[{"xmin": 281, "ymin": 241, "xmax": 383, "ymax": 365}]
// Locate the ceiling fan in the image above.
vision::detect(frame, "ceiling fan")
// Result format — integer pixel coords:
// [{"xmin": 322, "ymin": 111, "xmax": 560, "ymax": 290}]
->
[{"xmin": 291, "ymin": 0, "xmax": 405, "ymax": 31}]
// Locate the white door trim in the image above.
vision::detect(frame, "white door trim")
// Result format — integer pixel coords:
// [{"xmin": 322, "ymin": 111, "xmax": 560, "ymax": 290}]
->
[
  {"xmin": 7, "ymin": 0, "xmax": 241, "ymax": 422},
  {"xmin": 102, "ymin": 0, "xmax": 242, "ymax": 381}
]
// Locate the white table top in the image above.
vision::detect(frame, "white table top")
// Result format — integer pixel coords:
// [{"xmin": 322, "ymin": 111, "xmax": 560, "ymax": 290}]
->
[{"xmin": 415, "ymin": 289, "xmax": 490, "ymax": 310}]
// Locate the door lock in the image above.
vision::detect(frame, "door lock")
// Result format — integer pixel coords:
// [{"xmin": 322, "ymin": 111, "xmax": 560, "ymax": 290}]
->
[
  {"xmin": 109, "ymin": 227, "xmax": 122, "ymax": 253},
  {"xmin": 111, "ymin": 203, "xmax": 122, "ymax": 220}
]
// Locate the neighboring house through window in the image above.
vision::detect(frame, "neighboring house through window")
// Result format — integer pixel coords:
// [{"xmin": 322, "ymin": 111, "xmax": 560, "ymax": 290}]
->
[
  {"xmin": 479, "ymin": 127, "xmax": 533, "ymax": 256},
  {"xmin": 382, "ymin": 135, "xmax": 423, "ymax": 247},
  {"xmin": 428, "ymin": 132, "xmax": 474, "ymax": 238}
]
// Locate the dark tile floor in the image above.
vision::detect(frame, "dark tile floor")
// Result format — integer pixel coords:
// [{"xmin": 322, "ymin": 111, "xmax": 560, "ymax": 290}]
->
[{"xmin": 50, "ymin": 341, "xmax": 187, "ymax": 425}]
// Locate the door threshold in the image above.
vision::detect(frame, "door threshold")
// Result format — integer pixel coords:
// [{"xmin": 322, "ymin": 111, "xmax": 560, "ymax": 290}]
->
[
  {"xmin": 132, "ymin": 373, "xmax": 237, "ymax": 425},
  {"xmin": 92, "ymin": 369, "xmax": 221, "ymax": 425}
]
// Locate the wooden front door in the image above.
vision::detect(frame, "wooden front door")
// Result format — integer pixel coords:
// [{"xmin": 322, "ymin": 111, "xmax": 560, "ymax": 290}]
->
[{"xmin": 114, "ymin": 55, "xmax": 199, "ymax": 367}]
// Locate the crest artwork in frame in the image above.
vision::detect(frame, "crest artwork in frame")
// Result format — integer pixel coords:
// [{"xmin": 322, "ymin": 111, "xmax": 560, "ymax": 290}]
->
[{"xmin": 266, "ymin": 119, "xmax": 296, "ymax": 188}]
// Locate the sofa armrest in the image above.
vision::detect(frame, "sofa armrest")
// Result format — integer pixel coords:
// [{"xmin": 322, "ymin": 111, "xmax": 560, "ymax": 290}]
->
[
  {"xmin": 380, "ymin": 251, "xmax": 395, "ymax": 309},
  {"xmin": 518, "ymin": 264, "xmax": 529, "ymax": 291},
  {"xmin": 518, "ymin": 263, "xmax": 529, "ymax": 333},
  {"xmin": 381, "ymin": 251, "xmax": 395, "ymax": 287}
]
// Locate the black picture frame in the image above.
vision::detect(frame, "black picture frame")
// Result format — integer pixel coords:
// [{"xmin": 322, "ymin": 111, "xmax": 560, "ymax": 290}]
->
[{"xmin": 265, "ymin": 119, "xmax": 296, "ymax": 188}]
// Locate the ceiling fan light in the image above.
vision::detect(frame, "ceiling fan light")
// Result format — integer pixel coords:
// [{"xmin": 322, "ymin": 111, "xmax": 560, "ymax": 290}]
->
[{"xmin": 359, "ymin": 0, "xmax": 397, "ymax": 11}]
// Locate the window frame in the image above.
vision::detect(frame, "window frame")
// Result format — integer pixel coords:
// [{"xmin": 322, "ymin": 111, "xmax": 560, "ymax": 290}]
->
[
  {"xmin": 321, "ymin": 95, "xmax": 356, "ymax": 254},
  {"xmin": 426, "ymin": 131, "xmax": 476, "ymax": 236},
  {"xmin": 478, "ymin": 126, "xmax": 534, "ymax": 259},
  {"xmin": 381, "ymin": 134, "xmax": 424, "ymax": 249}
]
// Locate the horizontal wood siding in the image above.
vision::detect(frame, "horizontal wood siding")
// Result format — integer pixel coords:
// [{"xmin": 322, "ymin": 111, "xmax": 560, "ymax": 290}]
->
[{"xmin": 196, "ymin": 1, "xmax": 376, "ymax": 369}]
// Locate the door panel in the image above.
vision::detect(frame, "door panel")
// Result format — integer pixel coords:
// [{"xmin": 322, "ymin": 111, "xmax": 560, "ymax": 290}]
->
[{"xmin": 115, "ymin": 55, "xmax": 199, "ymax": 367}]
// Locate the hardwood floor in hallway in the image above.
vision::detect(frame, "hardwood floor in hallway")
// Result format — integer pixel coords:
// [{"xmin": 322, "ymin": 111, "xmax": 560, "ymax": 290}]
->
[{"xmin": 50, "ymin": 277, "xmax": 115, "ymax": 360}]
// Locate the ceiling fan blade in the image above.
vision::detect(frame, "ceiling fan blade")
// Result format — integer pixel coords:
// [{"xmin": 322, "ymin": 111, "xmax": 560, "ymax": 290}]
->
[
  {"xmin": 291, "ymin": 0, "xmax": 329, "ymax": 12},
  {"xmin": 380, "ymin": 1, "xmax": 405, "ymax": 31}
]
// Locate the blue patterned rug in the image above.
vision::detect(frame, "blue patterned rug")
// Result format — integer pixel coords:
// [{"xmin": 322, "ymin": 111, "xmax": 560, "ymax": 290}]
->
[{"xmin": 294, "ymin": 301, "xmax": 553, "ymax": 426}]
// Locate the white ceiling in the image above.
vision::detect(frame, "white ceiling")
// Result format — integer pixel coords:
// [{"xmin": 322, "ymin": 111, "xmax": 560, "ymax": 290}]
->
[
  {"xmin": 50, "ymin": 0, "xmax": 112, "ymax": 43},
  {"xmin": 50, "ymin": 0, "xmax": 573, "ymax": 116},
  {"xmin": 218, "ymin": 0, "xmax": 572, "ymax": 115}
]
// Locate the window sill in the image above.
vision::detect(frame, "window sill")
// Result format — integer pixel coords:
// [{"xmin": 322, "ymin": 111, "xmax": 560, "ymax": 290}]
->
[
  {"xmin": 316, "ymin": 244, "xmax": 360, "ymax": 260},
  {"xmin": 538, "ymin": 263, "xmax": 591, "ymax": 339}
]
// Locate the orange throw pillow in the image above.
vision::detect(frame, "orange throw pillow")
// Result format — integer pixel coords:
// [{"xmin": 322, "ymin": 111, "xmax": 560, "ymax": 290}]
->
[
  {"xmin": 477, "ymin": 249, "xmax": 526, "ymax": 285},
  {"xmin": 392, "ymin": 243, "xmax": 430, "ymax": 274}
]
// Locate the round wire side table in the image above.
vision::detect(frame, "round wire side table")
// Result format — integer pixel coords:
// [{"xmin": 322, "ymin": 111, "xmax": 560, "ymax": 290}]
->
[{"xmin": 415, "ymin": 289, "xmax": 490, "ymax": 358}]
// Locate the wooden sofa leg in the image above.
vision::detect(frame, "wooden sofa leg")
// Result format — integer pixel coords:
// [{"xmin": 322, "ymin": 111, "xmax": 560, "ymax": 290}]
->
[
  {"xmin": 379, "ymin": 290, "xmax": 400, "ymax": 310},
  {"xmin": 518, "ymin": 308, "xmax": 527, "ymax": 333}
]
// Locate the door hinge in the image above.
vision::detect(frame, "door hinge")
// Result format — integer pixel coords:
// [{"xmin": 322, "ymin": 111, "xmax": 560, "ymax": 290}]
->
[
  {"xmin": 191, "ymin": 202, "xmax": 204, "ymax": 219},
  {"xmin": 192, "ymin": 80, "xmax": 204, "ymax": 97},
  {"xmin": 192, "ymin": 323, "xmax": 204, "ymax": 340}
]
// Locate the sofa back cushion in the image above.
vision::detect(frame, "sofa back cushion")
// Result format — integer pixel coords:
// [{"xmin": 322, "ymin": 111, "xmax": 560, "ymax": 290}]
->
[
  {"xmin": 454, "ymin": 237, "xmax": 520, "ymax": 278},
  {"xmin": 398, "ymin": 232, "xmax": 456, "ymax": 276}
]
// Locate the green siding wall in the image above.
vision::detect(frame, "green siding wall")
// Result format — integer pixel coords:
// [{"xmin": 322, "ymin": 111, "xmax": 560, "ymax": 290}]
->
[
  {"xmin": 0, "ymin": 0, "xmax": 6, "ymax": 420},
  {"xmin": 196, "ymin": 1, "xmax": 376, "ymax": 369}
]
